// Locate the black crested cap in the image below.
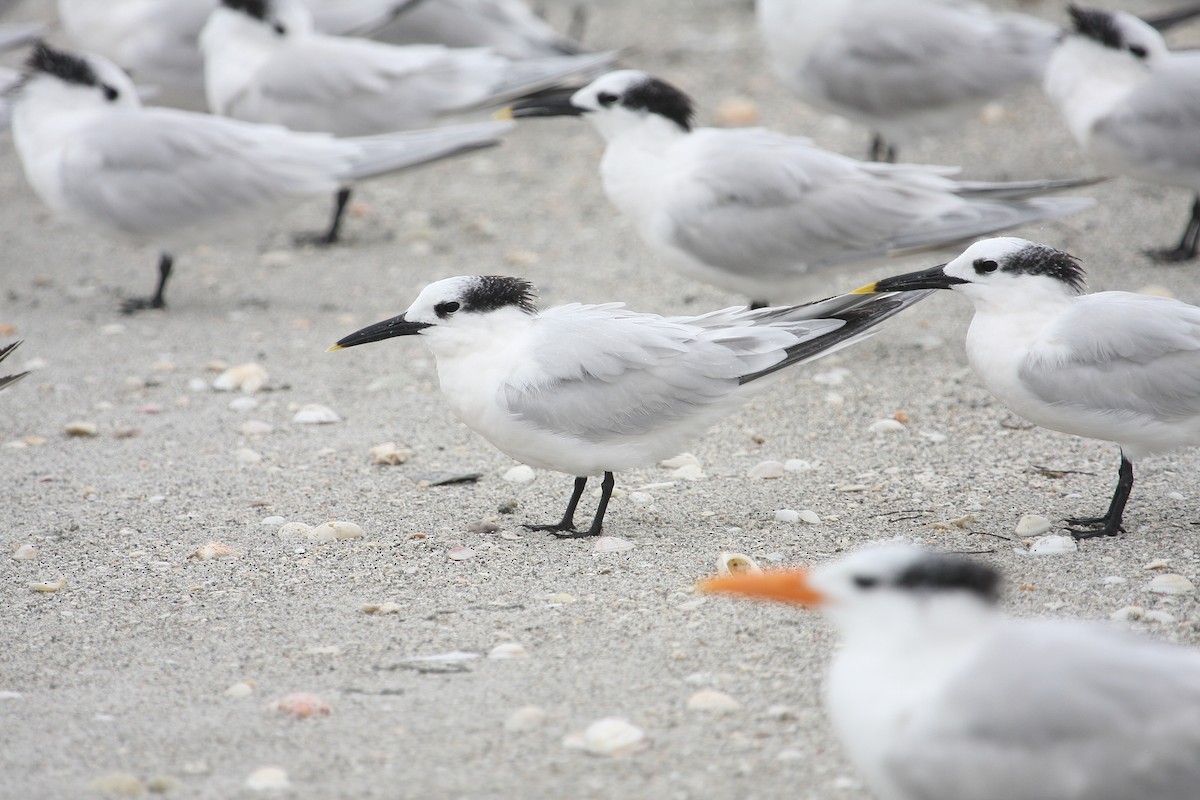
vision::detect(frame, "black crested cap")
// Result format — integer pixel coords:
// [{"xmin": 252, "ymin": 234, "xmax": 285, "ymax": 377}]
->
[
  {"xmin": 25, "ymin": 42, "xmax": 98, "ymax": 88},
  {"xmin": 222, "ymin": 0, "xmax": 270, "ymax": 20},
  {"xmin": 1068, "ymin": 5, "xmax": 1124, "ymax": 49},
  {"xmin": 1001, "ymin": 243, "xmax": 1086, "ymax": 293},
  {"xmin": 623, "ymin": 75, "xmax": 695, "ymax": 132},
  {"xmin": 461, "ymin": 276, "xmax": 537, "ymax": 314},
  {"xmin": 894, "ymin": 553, "xmax": 1001, "ymax": 603}
]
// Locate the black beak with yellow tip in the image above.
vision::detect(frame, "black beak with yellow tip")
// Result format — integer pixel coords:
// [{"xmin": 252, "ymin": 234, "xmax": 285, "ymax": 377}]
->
[
  {"xmin": 852, "ymin": 263, "xmax": 968, "ymax": 295},
  {"xmin": 504, "ymin": 87, "xmax": 588, "ymax": 119},
  {"xmin": 326, "ymin": 314, "xmax": 431, "ymax": 352}
]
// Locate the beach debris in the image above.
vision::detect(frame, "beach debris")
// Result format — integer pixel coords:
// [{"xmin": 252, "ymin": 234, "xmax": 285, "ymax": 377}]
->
[
  {"xmin": 488, "ymin": 643, "xmax": 528, "ymax": 660},
  {"xmin": 369, "ymin": 442, "xmax": 410, "ymax": 465},
  {"xmin": 212, "ymin": 362, "xmax": 268, "ymax": 394},
  {"xmin": 11, "ymin": 544, "xmax": 36, "ymax": 560},
  {"xmin": 244, "ymin": 766, "xmax": 290, "ymax": 791},
  {"xmin": 1110, "ymin": 605, "xmax": 1143, "ymax": 622},
  {"xmin": 748, "ymin": 460, "xmax": 785, "ymax": 479},
  {"xmin": 502, "ymin": 465, "xmax": 536, "ymax": 484},
  {"xmin": 89, "ymin": 772, "xmax": 145, "ymax": 796},
  {"xmin": 448, "ymin": 545, "xmax": 476, "ymax": 561},
  {"xmin": 277, "ymin": 522, "xmax": 313, "ymax": 539},
  {"xmin": 868, "ymin": 419, "xmax": 906, "ymax": 434},
  {"xmin": 271, "ymin": 692, "xmax": 331, "ymax": 719},
  {"xmin": 261, "ymin": 516, "xmax": 286, "ymax": 526},
  {"xmin": 362, "ymin": 602, "xmax": 403, "ymax": 615},
  {"xmin": 189, "ymin": 541, "xmax": 236, "ymax": 560},
  {"xmin": 225, "ymin": 681, "xmax": 256, "ymax": 698},
  {"xmin": 628, "ymin": 492, "xmax": 653, "ymax": 507},
  {"xmin": 563, "ymin": 718, "xmax": 646, "ymax": 757},
  {"xmin": 504, "ymin": 706, "xmax": 547, "ymax": 732},
  {"xmin": 671, "ymin": 463, "xmax": 706, "ymax": 480},
  {"xmin": 1143, "ymin": 559, "xmax": 1171, "ymax": 571},
  {"xmin": 774, "ymin": 509, "xmax": 800, "ymax": 523},
  {"xmin": 687, "ymin": 689, "xmax": 740, "ymax": 714},
  {"xmin": 29, "ymin": 577, "xmax": 66, "ymax": 593},
  {"xmin": 228, "ymin": 397, "xmax": 258, "ymax": 412},
  {"xmin": 718, "ymin": 552, "xmax": 761, "ymax": 576},
  {"xmin": 311, "ymin": 521, "xmax": 364, "ymax": 542},
  {"xmin": 1015, "ymin": 514, "xmax": 1052, "ymax": 537},
  {"xmin": 594, "ymin": 536, "xmax": 635, "ymax": 554},
  {"xmin": 292, "ymin": 404, "xmax": 340, "ymax": 424},
  {"xmin": 64, "ymin": 421, "xmax": 99, "ymax": 437},
  {"xmin": 1148, "ymin": 574, "xmax": 1195, "ymax": 595},
  {"xmin": 1026, "ymin": 535, "xmax": 1077, "ymax": 555}
]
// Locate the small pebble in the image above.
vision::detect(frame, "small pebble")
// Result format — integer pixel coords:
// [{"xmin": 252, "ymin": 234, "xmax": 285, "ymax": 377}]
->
[
  {"xmin": 292, "ymin": 404, "xmax": 340, "ymax": 424},
  {"xmin": 212, "ymin": 363, "xmax": 268, "ymax": 394},
  {"xmin": 448, "ymin": 545, "xmax": 476, "ymax": 561},
  {"xmin": 502, "ymin": 465, "xmax": 536, "ymax": 484},
  {"xmin": 774, "ymin": 509, "xmax": 800, "ymax": 523},
  {"xmin": 504, "ymin": 706, "xmax": 547, "ymax": 732},
  {"xmin": 369, "ymin": 442, "xmax": 410, "ymax": 465},
  {"xmin": 1110, "ymin": 605, "xmax": 1143, "ymax": 622},
  {"xmin": 261, "ymin": 516, "xmax": 286, "ymax": 526},
  {"xmin": 64, "ymin": 421, "xmax": 99, "ymax": 437},
  {"xmin": 1015, "ymin": 514, "xmax": 1052, "ymax": 537},
  {"xmin": 594, "ymin": 536, "xmax": 635, "ymax": 553},
  {"xmin": 1027, "ymin": 535, "xmax": 1077, "ymax": 555},
  {"xmin": 240, "ymin": 421, "xmax": 273, "ymax": 437},
  {"xmin": 271, "ymin": 692, "xmax": 331, "ymax": 719},
  {"xmin": 11, "ymin": 544, "xmax": 36, "ymax": 560},
  {"xmin": 362, "ymin": 602, "xmax": 403, "ymax": 615},
  {"xmin": 563, "ymin": 718, "xmax": 646, "ymax": 756},
  {"xmin": 29, "ymin": 577, "xmax": 66, "ymax": 593},
  {"xmin": 686, "ymin": 689, "xmax": 740, "ymax": 714},
  {"xmin": 244, "ymin": 766, "xmax": 289, "ymax": 792},
  {"xmin": 188, "ymin": 541, "xmax": 236, "ymax": 560},
  {"xmin": 228, "ymin": 397, "xmax": 258, "ymax": 412},
  {"xmin": 748, "ymin": 460, "xmax": 785, "ymax": 479},
  {"xmin": 1147, "ymin": 574, "xmax": 1195, "ymax": 595},
  {"xmin": 488, "ymin": 643, "xmax": 528, "ymax": 660},
  {"xmin": 89, "ymin": 772, "xmax": 145, "ymax": 797},
  {"xmin": 868, "ymin": 419, "xmax": 906, "ymax": 434}
]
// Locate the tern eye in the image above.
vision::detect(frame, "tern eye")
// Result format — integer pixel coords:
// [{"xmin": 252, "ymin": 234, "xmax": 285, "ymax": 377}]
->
[
  {"xmin": 101, "ymin": 84, "xmax": 119, "ymax": 102},
  {"xmin": 434, "ymin": 301, "xmax": 461, "ymax": 318},
  {"xmin": 973, "ymin": 258, "xmax": 999, "ymax": 274},
  {"xmin": 1129, "ymin": 44, "xmax": 1148, "ymax": 59},
  {"xmin": 597, "ymin": 91, "xmax": 619, "ymax": 107},
  {"xmin": 852, "ymin": 575, "xmax": 880, "ymax": 590}
]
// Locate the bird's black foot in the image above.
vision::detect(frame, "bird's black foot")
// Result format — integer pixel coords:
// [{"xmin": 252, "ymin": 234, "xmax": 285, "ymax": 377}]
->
[
  {"xmin": 1146, "ymin": 245, "xmax": 1197, "ymax": 263},
  {"xmin": 292, "ymin": 230, "xmax": 341, "ymax": 248},
  {"xmin": 523, "ymin": 522, "xmax": 575, "ymax": 534},
  {"xmin": 120, "ymin": 296, "xmax": 166, "ymax": 314},
  {"xmin": 1064, "ymin": 516, "xmax": 1124, "ymax": 539},
  {"xmin": 548, "ymin": 527, "xmax": 602, "ymax": 539}
]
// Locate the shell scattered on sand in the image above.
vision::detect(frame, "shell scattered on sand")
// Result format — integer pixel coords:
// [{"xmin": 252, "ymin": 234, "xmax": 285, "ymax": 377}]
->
[
  {"xmin": 89, "ymin": 772, "xmax": 144, "ymax": 796},
  {"xmin": 593, "ymin": 536, "xmax": 635, "ymax": 554},
  {"xmin": 448, "ymin": 545, "xmax": 476, "ymax": 561},
  {"xmin": 225, "ymin": 681, "xmax": 256, "ymax": 698},
  {"xmin": 64, "ymin": 421, "xmax": 98, "ymax": 437},
  {"xmin": 369, "ymin": 442, "xmax": 410, "ymax": 465},
  {"xmin": 717, "ymin": 552, "xmax": 761, "ymax": 576},
  {"xmin": 11, "ymin": 544, "xmax": 36, "ymax": 560},
  {"xmin": 563, "ymin": 718, "xmax": 646, "ymax": 757},
  {"xmin": 1026, "ymin": 535, "xmax": 1077, "ymax": 555},
  {"xmin": 189, "ymin": 541, "xmax": 237, "ymax": 560},
  {"xmin": 748, "ymin": 461, "xmax": 785, "ymax": 479},
  {"xmin": 488, "ymin": 643, "xmax": 528, "ymax": 660},
  {"xmin": 362, "ymin": 602, "xmax": 403, "ymax": 615},
  {"xmin": 1147, "ymin": 574, "xmax": 1195, "ymax": 595},
  {"xmin": 687, "ymin": 689, "xmax": 740, "ymax": 714},
  {"xmin": 29, "ymin": 577, "xmax": 66, "ymax": 593},
  {"xmin": 311, "ymin": 521, "xmax": 364, "ymax": 542},
  {"xmin": 502, "ymin": 465, "xmax": 536, "ymax": 484},
  {"xmin": 1015, "ymin": 514, "xmax": 1052, "ymax": 537},
  {"xmin": 245, "ymin": 766, "xmax": 290, "ymax": 791},
  {"xmin": 868, "ymin": 419, "xmax": 906, "ymax": 434},
  {"xmin": 271, "ymin": 692, "xmax": 331, "ymax": 719},
  {"xmin": 212, "ymin": 362, "xmax": 268, "ymax": 394},
  {"xmin": 292, "ymin": 404, "xmax": 341, "ymax": 425},
  {"xmin": 504, "ymin": 706, "xmax": 547, "ymax": 733}
]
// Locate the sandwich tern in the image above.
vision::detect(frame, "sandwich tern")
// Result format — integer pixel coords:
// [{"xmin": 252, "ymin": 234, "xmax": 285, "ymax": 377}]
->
[
  {"xmin": 702, "ymin": 543, "xmax": 1200, "ymax": 800},
  {"xmin": 328, "ymin": 275, "xmax": 931, "ymax": 537},
  {"xmin": 366, "ymin": 0, "xmax": 584, "ymax": 58},
  {"xmin": 508, "ymin": 70, "xmax": 1099, "ymax": 308},
  {"xmin": 0, "ymin": 342, "xmax": 29, "ymax": 392},
  {"xmin": 10, "ymin": 43, "xmax": 512, "ymax": 311},
  {"xmin": 1045, "ymin": 5, "xmax": 1200, "ymax": 262},
  {"xmin": 858, "ymin": 236, "xmax": 1200, "ymax": 539},
  {"xmin": 0, "ymin": 21, "xmax": 43, "ymax": 52}
]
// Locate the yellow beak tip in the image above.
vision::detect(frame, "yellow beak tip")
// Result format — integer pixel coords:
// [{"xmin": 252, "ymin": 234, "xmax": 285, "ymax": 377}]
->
[
  {"xmin": 851, "ymin": 282, "xmax": 879, "ymax": 295},
  {"xmin": 493, "ymin": 107, "xmax": 514, "ymax": 121},
  {"xmin": 325, "ymin": 344, "xmax": 344, "ymax": 353}
]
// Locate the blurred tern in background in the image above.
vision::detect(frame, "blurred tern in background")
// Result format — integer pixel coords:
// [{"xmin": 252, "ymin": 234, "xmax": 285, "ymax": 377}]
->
[
  {"xmin": 366, "ymin": 0, "xmax": 585, "ymax": 58},
  {"xmin": 857, "ymin": 237, "xmax": 1200, "ymax": 539},
  {"xmin": 509, "ymin": 70, "xmax": 1098, "ymax": 308},
  {"xmin": 1046, "ymin": 5, "xmax": 1200, "ymax": 262},
  {"xmin": 702, "ymin": 543, "xmax": 1200, "ymax": 800},
  {"xmin": 10, "ymin": 43, "xmax": 512, "ymax": 311},
  {"xmin": 0, "ymin": 21, "xmax": 43, "ymax": 52},
  {"xmin": 329, "ymin": 276, "xmax": 931, "ymax": 537}
]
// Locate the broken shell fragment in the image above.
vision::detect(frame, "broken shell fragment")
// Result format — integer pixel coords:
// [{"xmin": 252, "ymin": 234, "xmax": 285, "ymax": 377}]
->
[
  {"xmin": 563, "ymin": 718, "xmax": 646, "ymax": 757},
  {"xmin": 29, "ymin": 577, "xmax": 67, "ymax": 593},
  {"xmin": 717, "ymin": 552, "xmax": 761, "ymax": 576},
  {"xmin": 11, "ymin": 544, "xmax": 36, "ymax": 560},
  {"xmin": 593, "ymin": 536, "xmax": 635, "ymax": 554},
  {"xmin": 189, "ymin": 541, "xmax": 237, "ymax": 560},
  {"xmin": 369, "ymin": 441, "xmax": 410, "ymax": 465},
  {"xmin": 686, "ymin": 689, "xmax": 741, "ymax": 714},
  {"xmin": 362, "ymin": 602, "xmax": 403, "ymax": 615},
  {"xmin": 212, "ymin": 362, "xmax": 268, "ymax": 394},
  {"xmin": 488, "ymin": 642, "xmax": 528, "ymax": 660},
  {"xmin": 448, "ymin": 545, "xmax": 476, "ymax": 561},
  {"xmin": 310, "ymin": 521, "xmax": 364, "ymax": 542},
  {"xmin": 245, "ymin": 766, "xmax": 289, "ymax": 791},
  {"xmin": 64, "ymin": 421, "xmax": 99, "ymax": 437},
  {"xmin": 271, "ymin": 692, "xmax": 331, "ymax": 719},
  {"xmin": 292, "ymin": 404, "xmax": 341, "ymax": 424}
]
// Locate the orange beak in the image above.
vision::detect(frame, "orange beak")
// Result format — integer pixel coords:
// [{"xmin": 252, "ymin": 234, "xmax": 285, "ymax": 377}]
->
[{"xmin": 698, "ymin": 568, "xmax": 826, "ymax": 607}]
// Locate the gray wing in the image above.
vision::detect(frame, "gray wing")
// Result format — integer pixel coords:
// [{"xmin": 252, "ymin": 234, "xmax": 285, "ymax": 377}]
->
[
  {"xmin": 305, "ymin": 0, "xmax": 424, "ymax": 36},
  {"xmin": 1020, "ymin": 292, "xmax": 1200, "ymax": 420},
  {"xmin": 889, "ymin": 620, "xmax": 1200, "ymax": 800},
  {"xmin": 806, "ymin": 2, "xmax": 1055, "ymax": 116},
  {"xmin": 61, "ymin": 110, "xmax": 350, "ymax": 238},
  {"xmin": 1091, "ymin": 55, "xmax": 1200, "ymax": 182},
  {"xmin": 372, "ymin": 0, "xmax": 582, "ymax": 58},
  {"xmin": 501, "ymin": 304, "xmax": 831, "ymax": 442},
  {"xmin": 0, "ymin": 21, "xmax": 44, "ymax": 52}
]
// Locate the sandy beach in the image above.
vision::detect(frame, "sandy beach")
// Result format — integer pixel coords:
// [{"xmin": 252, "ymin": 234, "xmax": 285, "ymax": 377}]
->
[{"xmin": 2, "ymin": 1, "xmax": 1199, "ymax": 797}]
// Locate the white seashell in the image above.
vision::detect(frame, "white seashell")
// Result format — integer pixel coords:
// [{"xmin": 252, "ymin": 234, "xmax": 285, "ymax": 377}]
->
[
  {"xmin": 504, "ymin": 706, "xmax": 547, "ymax": 732},
  {"xmin": 362, "ymin": 602, "xmax": 403, "ymax": 615},
  {"xmin": 1166, "ymin": 491, "xmax": 1185, "ymax": 501},
  {"xmin": 488, "ymin": 643, "xmax": 528, "ymax": 660},
  {"xmin": 212, "ymin": 362, "xmax": 268, "ymax": 394},
  {"xmin": 1143, "ymin": 559, "xmax": 1171, "ymax": 571},
  {"xmin": 189, "ymin": 541, "xmax": 236, "ymax": 560},
  {"xmin": 187, "ymin": 377, "xmax": 207, "ymax": 392},
  {"xmin": 1144, "ymin": 610, "xmax": 1177, "ymax": 624},
  {"xmin": 277, "ymin": 522, "xmax": 313, "ymax": 539},
  {"xmin": 671, "ymin": 463, "xmax": 706, "ymax": 481},
  {"xmin": 1148, "ymin": 574, "xmax": 1195, "ymax": 595},
  {"xmin": 1027, "ymin": 535, "xmax": 1077, "ymax": 555},
  {"xmin": 261, "ymin": 516, "xmax": 285, "ymax": 526},
  {"xmin": 798, "ymin": 510, "xmax": 822, "ymax": 525},
  {"xmin": 1110, "ymin": 605, "xmax": 1143, "ymax": 622},
  {"xmin": 500, "ymin": 531, "xmax": 522, "ymax": 541},
  {"xmin": 292, "ymin": 404, "xmax": 340, "ymax": 424},
  {"xmin": 784, "ymin": 459, "xmax": 813, "ymax": 471},
  {"xmin": 235, "ymin": 448, "xmax": 262, "ymax": 464},
  {"xmin": 686, "ymin": 689, "xmax": 740, "ymax": 714},
  {"xmin": 29, "ymin": 577, "xmax": 66, "ymax": 593},
  {"xmin": 563, "ymin": 718, "xmax": 646, "ymax": 756},
  {"xmin": 0, "ymin": 691, "xmax": 22, "ymax": 700},
  {"xmin": 774, "ymin": 509, "xmax": 800, "ymax": 523},
  {"xmin": 228, "ymin": 397, "xmax": 259, "ymax": 412},
  {"xmin": 593, "ymin": 536, "xmax": 635, "ymax": 554},
  {"xmin": 502, "ymin": 465, "xmax": 536, "ymax": 484},
  {"xmin": 403, "ymin": 651, "xmax": 479, "ymax": 663},
  {"xmin": 369, "ymin": 442, "xmax": 410, "ymax": 466},
  {"xmin": 11, "ymin": 544, "xmax": 36, "ymax": 560},
  {"xmin": 628, "ymin": 492, "xmax": 653, "ymax": 507},
  {"xmin": 1103, "ymin": 576, "xmax": 1127, "ymax": 584},
  {"xmin": 245, "ymin": 767, "xmax": 289, "ymax": 791},
  {"xmin": 225, "ymin": 681, "xmax": 255, "ymax": 698},
  {"xmin": 310, "ymin": 521, "xmax": 364, "ymax": 542},
  {"xmin": 64, "ymin": 421, "xmax": 98, "ymax": 437},
  {"xmin": 748, "ymin": 460, "xmax": 785, "ymax": 479},
  {"xmin": 660, "ymin": 453, "xmax": 700, "ymax": 470},
  {"xmin": 868, "ymin": 419, "xmax": 906, "ymax": 434},
  {"xmin": 448, "ymin": 545, "xmax": 476, "ymax": 561},
  {"xmin": 544, "ymin": 593, "xmax": 577, "ymax": 604},
  {"xmin": 1015, "ymin": 514, "xmax": 1052, "ymax": 537},
  {"xmin": 89, "ymin": 773, "xmax": 145, "ymax": 796},
  {"xmin": 240, "ymin": 420, "xmax": 273, "ymax": 437},
  {"xmin": 718, "ymin": 552, "xmax": 761, "ymax": 576}
]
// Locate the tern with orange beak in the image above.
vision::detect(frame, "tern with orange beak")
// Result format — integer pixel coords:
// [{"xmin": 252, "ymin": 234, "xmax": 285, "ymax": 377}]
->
[{"xmin": 701, "ymin": 544, "xmax": 1200, "ymax": 800}]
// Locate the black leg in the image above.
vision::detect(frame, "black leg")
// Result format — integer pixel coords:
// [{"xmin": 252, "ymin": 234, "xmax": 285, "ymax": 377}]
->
[
  {"xmin": 869, "ymin": 133, "xmax": 897, "ymax": 163},
  {"xmin": 1066, "ymin": 456, "xmax": 1134, "ymax": 539},
  {"xmin": 550, "ymin": 471, "xmax": 614, "ymax": 539},
  {"xmin": 1148, "ymin": 195, "xmax": 1200, "ymax": 263},
  {"xmin": 121, "ymin": 252, "xmax": 173, "ymax": 314},
  {"xmin": 524, "ymin": 476, "xmax": 588, "ymax": 533},
  {"xmin": 295, "ymin": 187, "xmax": 352, "ymax": 247}
]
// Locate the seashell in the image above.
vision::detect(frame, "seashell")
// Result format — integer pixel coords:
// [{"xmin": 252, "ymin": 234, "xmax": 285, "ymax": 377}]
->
[
  {"xmin": 1110, "ymin": 605, "xmax": 1143, "ymax": 622},
  {"xmin": 29, "ymin": 577, "xmax": 66, "ymax": 593},
  {"xmin": 369, "ymin": 441, "xmax": 410, "ymax": 465},
  {"xmin": 868, "ymin": 418, "xmax": 906, "ymax": 434},
  {"xmin": 488, "ymin": 643, "xmax": 528, "ymax": 660},
  {"xmin": 212, "ymin": 362, "xmax": 268, "ymax": 394},
  {"xmin": 1026, "ymin": 535, "xmax": 1077, "ymax": 555},
  {"xmin": 1143, "ymin": 559, "xmax": 1171, "ymax": 571},
  {"xmin": 659, "ymin": 453, "xmax": 700, "ymax": 470},
  {"xmin": 403, "ymin": 651, "xmax": 479, "ymax": 663},
  {"xmin": 189, "ymin": 541, "xmax": 236, "ymax": 560},
  {"xmin": 240, "ymin": 420, "xmax": 273, "ymax": 437},
  {"xmin": 89, "ymin": 772, "xmax": 144, "ymax": 796},
  {"xmin": 271, "ymin": 692, "xmax": 331, "ymax": 719},
  {"xmin": 261, "ymin": 516, "xmax": 286, "ymax": 526},
  {"xmin": 718, "ymin": 552, "xmax": 761, "ymax": 576},
  {"xmin": 1015, "ymin": 514, "xmax": 1052, "ymax": 537},
  {"xmin": 785, "ymin": 459, "xmax": 813, "ymax": 471},
  {"xmin": 563, "ymin": 718, "xmax": 646, "ymax": 757},
  {"xmin": 671, "ymin": 463, "xmax": 706, "ymax": 481},
  {"xmin": 504, "ymin": 706, "xmax": 547, "ymax": 732},
  {"xmin": 502, "ymin": 465, "xmax": 536, "ymax": 484},
  {"xmin": 11, "ymin": 544, "xmax": 36, "ymax": 560},
  {"xmin": 225, "ymin": 681, "xmax": 255, "ymax": 698},
  {"xmin": 228, "ymin": 397, "xmax": 259, "ymax": 412},
  {"xmin": 798, "ymin": 510, "xmax": 821, "ymax": 524},
  {"xmin": 774, "ymin": 509, "xmax": 800, "ymax": 523},
  {"xmin": 64, "ymin": 421, "xmax": 98, "ymax": 437},
  {"xmin": 362, "ymin": 602, "xmax": 403, "ymax": 615},
  {"xmin": 244, "ymin": 766, "xmax": 289, "ymax": 791},
  {"xmin": 310, "ymin": 521, "xmax": 364, "ymax": 542},
  {"xmin": 748, "ymin": 461, "xmax": 785, "ymax": 479},
  {"xmin": 1148, "ymin": 574, "xmax": 1195, "ymax": 595},
  {"xmin": 292, "ymin": 404, "xmax": 340, "ymax": 424},
  {"xmin": 448, "ymin": 545, "xmax": 476, "ymax": 561},
  {"xmin": 277, "ymin": 522, "xmax": 313, "ymax": 539},
  {"xmin": 500, "ymin": 531, "xmax": 522, "ymax": 541},
  {"xmin": 593, "ymin": 536, "xmax": 635, "ymax": 554},
  {"xmin": 686, "ymin": 689, "xmax": 740, "ymax": 714}
]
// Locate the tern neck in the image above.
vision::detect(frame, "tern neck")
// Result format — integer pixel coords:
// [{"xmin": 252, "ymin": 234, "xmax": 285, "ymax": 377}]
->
[
  {"xmin": 829, "ymin": 592, "xmax": 998, "ymax": 655},
  {"xmin": 1044, "ymin": 39, "xmax": 1151, "ymax": 145},
  {"xmin": 593, "ymin": 112, "xmax": 689, "ymax": 149}
]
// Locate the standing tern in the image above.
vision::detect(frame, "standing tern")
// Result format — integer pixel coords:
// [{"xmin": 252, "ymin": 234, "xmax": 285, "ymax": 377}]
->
[
  {"xmin": 857, "ymin": 236, "xmax": 1200, "ymax": 539},
  {"xmin": 10, "ymin": 43, "xmax": 512, "ymax": 312},
  {"xmin": 508, "ymin": 70, "xmax": 1099, "ymax": 308},
  {"xmin": 1045, "ymin": 5, "xmax": 1200, "ymax": 262},
  {"xmin": 367, "ymin": 0, "xmax": 584, "ymax": 58},
  {"xmin": 701, "ymin": 543, "xmax": 1200, "ymax": 800},
  {"xmin": 328, "ymin": 276, "xmax": 931, "ymax": 537}
]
